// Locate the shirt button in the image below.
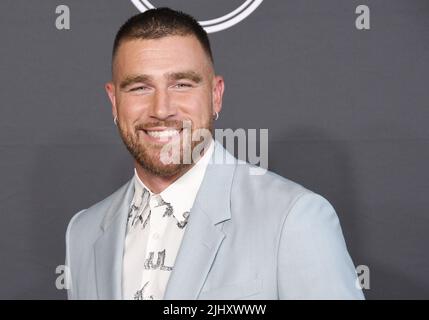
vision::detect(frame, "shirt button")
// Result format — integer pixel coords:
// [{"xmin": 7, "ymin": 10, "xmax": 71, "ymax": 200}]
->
[{"xmin": 152, "ymin": 233, "xmax": 160, "ymax": 240}]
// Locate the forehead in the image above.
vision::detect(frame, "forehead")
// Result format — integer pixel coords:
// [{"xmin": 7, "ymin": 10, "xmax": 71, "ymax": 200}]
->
[{"xmin": 113, "ymin": 35, "xmax": 212, "ymax": 79}]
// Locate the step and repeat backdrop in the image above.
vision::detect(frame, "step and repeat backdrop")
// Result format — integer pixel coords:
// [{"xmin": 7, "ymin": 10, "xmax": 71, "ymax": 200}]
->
[{"xmin": 0, "ymin": 0, "xmax": 428, "ymax": 299}]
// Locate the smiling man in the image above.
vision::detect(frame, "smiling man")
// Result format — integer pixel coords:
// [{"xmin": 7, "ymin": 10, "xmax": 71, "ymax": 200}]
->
[
  {"xmin": 65, "ymin": 8, "xmax": 364, "ymax": 300},
  {"xmin": 109, "ymin": 30, "xmax": 221, "ymax": 188}
]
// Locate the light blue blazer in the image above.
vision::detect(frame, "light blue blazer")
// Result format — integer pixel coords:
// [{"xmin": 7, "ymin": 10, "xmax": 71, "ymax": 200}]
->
[{"xmin": 66, "ymin": 141, "xmax": 364, "ymax": 300}]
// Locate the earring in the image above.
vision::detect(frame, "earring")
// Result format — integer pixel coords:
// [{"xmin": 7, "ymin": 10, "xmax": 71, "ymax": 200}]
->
[
  {"xmin": 113, "ymin": 116, "xmax": 118, "ymax": 126},
  {"xmin": 214, "ymin": 112, "xmax": 219, "ymax": 120}
]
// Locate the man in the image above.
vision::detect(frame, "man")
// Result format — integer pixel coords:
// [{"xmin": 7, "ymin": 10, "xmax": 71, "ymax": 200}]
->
[{"xmin": 65, "ymin": 8, "xmax": 364, "ymax": 300}]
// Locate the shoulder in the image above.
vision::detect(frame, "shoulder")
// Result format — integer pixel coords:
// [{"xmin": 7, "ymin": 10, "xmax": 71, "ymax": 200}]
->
[
  {"xmin": 66, "ymin": 180, "xmax": 132, "ymax": 244},
  {"xmin": 230, "ymin": 162, "xmax": 342, "ymax": 233},
  {"xmin": 231, "ymin": 163, "xmax": 319, "ymax": 214}
]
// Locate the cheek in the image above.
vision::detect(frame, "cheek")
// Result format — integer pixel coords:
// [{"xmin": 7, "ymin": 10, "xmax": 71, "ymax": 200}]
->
[
  {"xmin": 177, "ymin": 92, "xmax": 212, "ymax": 121},
  {"xmin": 117, "ymin": 95, "xmax": 148, "ymax": 122}
]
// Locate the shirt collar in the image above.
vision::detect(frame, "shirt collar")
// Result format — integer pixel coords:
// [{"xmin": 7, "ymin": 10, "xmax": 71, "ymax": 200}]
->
[{"xmin": 133, "ymin": 139, "xmax": 214, "ymax": 224}]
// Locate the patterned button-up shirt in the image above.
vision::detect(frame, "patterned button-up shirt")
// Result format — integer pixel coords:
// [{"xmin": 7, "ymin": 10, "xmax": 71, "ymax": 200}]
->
[{"xmin": 122, "ymin": 140, "xmax": 214, "ymax": 300}]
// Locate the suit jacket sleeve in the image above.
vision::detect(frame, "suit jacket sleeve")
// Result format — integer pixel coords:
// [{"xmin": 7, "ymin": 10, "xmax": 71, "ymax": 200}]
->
[
  {"xmin": 277, "ymin": 193, "xmax": 365, "ymax": 299},
  {"xmin": 65, "ymin": 209, "xmax": 86, "ymax": 300}
]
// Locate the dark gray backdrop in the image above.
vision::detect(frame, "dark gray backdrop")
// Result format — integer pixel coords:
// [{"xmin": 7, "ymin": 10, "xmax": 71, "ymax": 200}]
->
[{"xmin": 1, "ymin": 0, "xmax": 428, "ymax": 299}]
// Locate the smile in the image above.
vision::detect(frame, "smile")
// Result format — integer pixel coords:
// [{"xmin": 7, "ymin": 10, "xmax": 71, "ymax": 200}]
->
[{"xmin": 142, "ymin": 127, "xmax": 183, "ymax": 142}]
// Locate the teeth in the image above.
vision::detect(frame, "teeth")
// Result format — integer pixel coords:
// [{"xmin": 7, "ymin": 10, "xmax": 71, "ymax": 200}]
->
[{"xmin": 146, "ymin": 129, "xmax": 180, "ymax": 139}]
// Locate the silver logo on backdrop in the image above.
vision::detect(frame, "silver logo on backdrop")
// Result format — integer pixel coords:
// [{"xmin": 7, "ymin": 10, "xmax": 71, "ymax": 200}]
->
[{"xmin": 130, "ymin": 0, "xmax": 264, "ymax": 33}]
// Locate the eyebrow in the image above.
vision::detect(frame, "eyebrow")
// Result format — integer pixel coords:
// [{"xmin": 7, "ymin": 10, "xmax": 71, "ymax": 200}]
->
[
  {"xmin": 167, "ymin": 71, "xmax": 203, "ymax": 83},
  {"xmin": 119, "ymin": 74, "xmax": 153, "ymax": 90},
  {"xmin": 119, "ymin": 71, "xmax": 203, "ymax": 90}
]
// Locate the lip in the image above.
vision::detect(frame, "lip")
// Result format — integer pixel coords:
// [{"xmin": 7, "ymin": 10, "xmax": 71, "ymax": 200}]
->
[
  {"xmin": 144, "ymin": 127, "xmax": 182, "ymax": 132},
  {"xmin": 139, "ymin": 128, "xmax": 183, "ymax": 143}
]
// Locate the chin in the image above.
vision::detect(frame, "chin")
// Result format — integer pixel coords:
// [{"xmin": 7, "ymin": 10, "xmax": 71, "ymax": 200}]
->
[{"xmin": 144, "ymin": 162, "xmax": 189, "ymax": 178}]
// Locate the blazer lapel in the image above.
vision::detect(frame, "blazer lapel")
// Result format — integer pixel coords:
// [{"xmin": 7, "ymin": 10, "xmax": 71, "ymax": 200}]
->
[
  {"xmin": 163, "ymin": 141, "xmax": 237, "ymax": 299},
  {"xmin": 94, "ymin": 179, "xmax": 134, "ymax": 299}
]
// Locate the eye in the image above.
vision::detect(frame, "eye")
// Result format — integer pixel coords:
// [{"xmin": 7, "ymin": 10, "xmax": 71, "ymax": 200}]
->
[
  {"xmin": 173, "ymin": 83, "xmax": 193, "ymax": 89},
  {"xmin": 129, "ymin": 86, "xmax": 150, "ymax": 92}
]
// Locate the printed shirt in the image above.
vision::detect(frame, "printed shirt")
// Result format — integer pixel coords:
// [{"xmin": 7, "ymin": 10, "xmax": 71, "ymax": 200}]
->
[{"xmin": 122, "ymin": 140, "xmax": 214, "ymax": 300}]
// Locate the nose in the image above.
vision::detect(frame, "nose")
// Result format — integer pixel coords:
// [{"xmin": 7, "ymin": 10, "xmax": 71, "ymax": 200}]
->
[{"xmin": 149, "ymin": 88, "xmax": 177, "ymax": 120}]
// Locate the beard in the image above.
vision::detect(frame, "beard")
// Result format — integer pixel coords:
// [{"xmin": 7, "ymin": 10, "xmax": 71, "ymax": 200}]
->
[{"xmin": 117, "ymin": 115, "xmax": 213, "ymax": 178}]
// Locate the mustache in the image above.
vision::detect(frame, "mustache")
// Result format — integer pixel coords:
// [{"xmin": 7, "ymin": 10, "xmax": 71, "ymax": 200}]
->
[{"xmin": 135, "ymin": 120, "xmax": 190, "ymax": 131}]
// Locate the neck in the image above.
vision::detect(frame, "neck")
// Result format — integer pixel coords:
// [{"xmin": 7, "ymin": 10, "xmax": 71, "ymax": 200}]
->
[
  {"xmin": 135, "ymin": 139, "xmax": 213, "ymax": 194},
  {"xmin": 134, "ymin": 164, "xmax": 189, "ymax": 194}
]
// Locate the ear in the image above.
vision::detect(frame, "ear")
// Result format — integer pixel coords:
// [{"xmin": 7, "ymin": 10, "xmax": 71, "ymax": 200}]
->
[
  {"xmin": 105, "ymin": 82, "xmax": 117, "ymax": 119},
  {"xmin": 212, "ymin": 75, "xmax": 225, "ymax": 114}
]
